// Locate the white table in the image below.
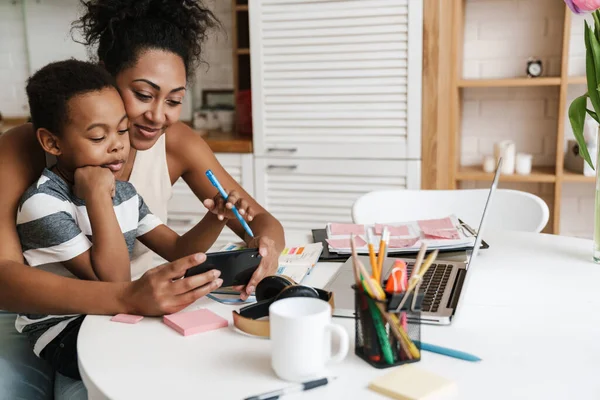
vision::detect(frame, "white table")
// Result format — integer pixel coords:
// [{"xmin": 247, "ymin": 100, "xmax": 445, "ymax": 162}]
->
[{"xmin": 78, "ymin": 231, "xmax": 600, "ymax": 399}]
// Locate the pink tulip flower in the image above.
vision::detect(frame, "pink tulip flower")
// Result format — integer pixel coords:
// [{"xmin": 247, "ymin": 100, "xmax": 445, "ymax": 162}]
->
[{"xmin": 565, "ymin": 0, "xmax": 600, "ymax": 14}]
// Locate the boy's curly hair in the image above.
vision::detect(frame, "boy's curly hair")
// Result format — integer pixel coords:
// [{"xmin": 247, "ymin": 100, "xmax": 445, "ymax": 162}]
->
[{"xmin": 26, "ymin": 59, "xmax": 117, "ymax": 135}]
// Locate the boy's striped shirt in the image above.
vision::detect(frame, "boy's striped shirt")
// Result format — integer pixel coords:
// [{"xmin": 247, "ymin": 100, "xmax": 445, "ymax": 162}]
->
[{"xmin": 15, "ymin": 168, "xmax": 162, "ymax": 356}]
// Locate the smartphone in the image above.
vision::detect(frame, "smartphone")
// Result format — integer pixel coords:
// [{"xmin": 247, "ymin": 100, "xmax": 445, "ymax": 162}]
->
[{"xmin": 183, "ymin": 248, "xmax": 262, "ymax": 287}]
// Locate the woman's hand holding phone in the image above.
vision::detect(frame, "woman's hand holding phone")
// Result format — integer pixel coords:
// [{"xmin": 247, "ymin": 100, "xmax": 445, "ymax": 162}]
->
[{"xmin": 121, "ymin": 253, "xmax": 223, "ymax": 316}]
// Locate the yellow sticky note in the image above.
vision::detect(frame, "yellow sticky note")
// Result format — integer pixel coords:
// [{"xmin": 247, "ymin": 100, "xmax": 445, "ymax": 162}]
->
[{"xmin": 368, "ymin": 365, "xmax": 457, "ymax": 400}]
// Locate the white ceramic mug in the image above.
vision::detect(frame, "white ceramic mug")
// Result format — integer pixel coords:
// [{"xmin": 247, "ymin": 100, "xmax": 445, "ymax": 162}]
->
[{"xmin": 269, "ymin": 297, "xmax": 349, "ymax": 382}]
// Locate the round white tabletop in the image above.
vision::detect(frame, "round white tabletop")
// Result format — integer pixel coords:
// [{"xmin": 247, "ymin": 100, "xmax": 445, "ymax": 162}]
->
[{"xmin": 78, "ymin": 231, "xmax": 600, "ymax": 400}]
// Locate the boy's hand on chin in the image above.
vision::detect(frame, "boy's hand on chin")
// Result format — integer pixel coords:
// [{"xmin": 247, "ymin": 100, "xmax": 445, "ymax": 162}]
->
[{"xmin": 74, "ymin": 166, "xmax": 116, "ymax": 201}]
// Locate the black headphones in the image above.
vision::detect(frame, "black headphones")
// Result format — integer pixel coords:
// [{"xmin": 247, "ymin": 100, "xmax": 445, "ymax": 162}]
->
[{"xmin": 232, "ymin": 275, "xmax": 334, "ymax": 337}]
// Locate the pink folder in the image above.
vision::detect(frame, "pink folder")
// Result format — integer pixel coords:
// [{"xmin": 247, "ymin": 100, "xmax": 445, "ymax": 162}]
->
[{"xmin": 163, "ymin": 309, "xmax": 228, "ymax": 336}]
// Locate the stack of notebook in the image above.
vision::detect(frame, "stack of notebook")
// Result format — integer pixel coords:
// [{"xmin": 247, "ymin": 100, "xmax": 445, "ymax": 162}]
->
[{"xmin": 323, "ymin": 215, "xmax": 477, "ymax": 255}]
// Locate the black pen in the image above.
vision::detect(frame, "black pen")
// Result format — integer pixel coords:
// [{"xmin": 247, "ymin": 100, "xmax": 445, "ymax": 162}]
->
[{"xmin": 244, "ymin": 377, "xmax": 336, "ymax": 400}]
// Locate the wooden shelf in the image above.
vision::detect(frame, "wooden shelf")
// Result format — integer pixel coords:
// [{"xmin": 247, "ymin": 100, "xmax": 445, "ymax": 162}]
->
[
  {"xmin": 235, "ymin": 5, "xmax": 248, "ymax": 11},
  {"xmin": 236, "ymin": 48, "xmax": 250, "ymax": 55},
  {"xmin": 202, "ymin": 130, "xmax": 253, "ymax": 153},
  {"xmin": 446, "ymin": 4, "xmax": 591, "ymax": 234},
  {"xmin": 568, "ymin": 76, "xmax": 587, "ymax": 84},
  {"xmin": 562, "ymin": 170, "xmax": 595, "ymax": 182},
  {"xmin": 456, "ymin": 166, "xmax": 556, "ymax": 183},
  {"xmin": 458, "ymin": 77, "xmax": 561, "ymax": 88}
]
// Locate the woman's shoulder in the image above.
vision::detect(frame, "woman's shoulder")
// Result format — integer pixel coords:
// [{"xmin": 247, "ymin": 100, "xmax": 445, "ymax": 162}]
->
[
  {"xmin": 164, "ymin": 121, "xmax": 215, "ymax": 174},
  {"xmin": 164, "ymin": 121, "xmax": 210, "ymax": 153},
  {"xmin": 0, "ymin": 122, "xmax": 38, "ymax": 149},
  {"xmin": 0, "ymin": 122, "xmax": 45, "ymax": 173}
]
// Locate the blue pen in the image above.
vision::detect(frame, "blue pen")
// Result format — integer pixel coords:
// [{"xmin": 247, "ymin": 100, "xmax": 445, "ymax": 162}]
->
[
  {"xmin": 205, "ymin": 170, "xmax": 254, "ymax": 238},
  {"xmin": 416, "ymin": 341, "xmax": 481, "ymax": 362}
]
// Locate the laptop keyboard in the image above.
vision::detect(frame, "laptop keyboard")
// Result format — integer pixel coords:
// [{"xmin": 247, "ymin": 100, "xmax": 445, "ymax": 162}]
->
[{"xmin": 406, "ymin": 262, "xmax": 453, "ymax": 313}]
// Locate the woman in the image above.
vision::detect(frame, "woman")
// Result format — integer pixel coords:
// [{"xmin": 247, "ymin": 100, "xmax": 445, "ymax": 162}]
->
[{"xmin": 0, "ymin": 0, "xmax": 284, "ymax": 398}]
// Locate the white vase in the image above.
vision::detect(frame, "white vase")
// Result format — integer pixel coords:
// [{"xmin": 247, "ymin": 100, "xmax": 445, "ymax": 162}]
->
[{"xmin": 594, "ymin": 128, "xmax": 600, "ymax": 263}]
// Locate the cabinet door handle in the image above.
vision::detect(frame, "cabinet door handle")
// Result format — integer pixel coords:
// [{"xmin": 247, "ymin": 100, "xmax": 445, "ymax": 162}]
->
[
  {"xmin": 167, "ymin": 217, "xmax": 194, "ymax": 225},
  {"xmin": 266, "ymin": 147, "xmax": 297, "ymax": 153},
  {"xmin": 267, "ymin": 165, "xmax": 298, "ymax": 171}
]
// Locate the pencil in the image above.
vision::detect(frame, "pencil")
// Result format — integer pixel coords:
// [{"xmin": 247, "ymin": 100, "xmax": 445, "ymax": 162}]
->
[
  {"xmin": 352, "ymin": 235, "xmax": 383, "ymax": 300},
  {"xmin": 411, "ymin": 242, "xmax": 428, "ymax": 281},
  {"xmin": 376, "ymin": 227, "xmax": 389, "ymax": 283},
  {"xmin": 356, "ymin": 257, "xmax": 383, "ymax": 300},
  {"xmin": 350, "ymin": 234, "xmax": 361, "ymax": 287},
  {"xmin": 366, "ymin": 229, "xmax": 377, "ymax": 280},
  {"xmin": 395, "ymin": 249, "xmax": 439, "ymax": 312},
  {"xmin": 374, "ymin": 302, "xmax": 419, "ymax": 360}
]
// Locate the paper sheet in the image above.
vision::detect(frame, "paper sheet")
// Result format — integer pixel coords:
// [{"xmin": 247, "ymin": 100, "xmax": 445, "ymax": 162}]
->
[
  {"xmin": 417, "ymin": 217, "xmax": 454, "ymax": 230},
  {"xmin": 388, "ymin": 237, "xmax": 420, "ymax": 249},
  {"xmin": 329, "ymin": 223, "xmax": 366, "ymax": 235},
  {"xmin": 325, "ymin": 236, "xmax": 367, "ymax": 249},
  {"xmin": 422, "ymin": 228, "xmax": 460, "ymax": 240},
  {"xmin": 374, "ymin": 223, "xmax": 410, "ymax": 236}
]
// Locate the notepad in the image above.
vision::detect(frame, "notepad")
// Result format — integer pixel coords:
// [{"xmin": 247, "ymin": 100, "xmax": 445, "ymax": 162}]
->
[
  {"xmin": 368, "ymin": 365, "xmax": 457, "ymax": 400},
  {"xmin": 163, "ymin": 309, "xmax": 228, "ymax": 336}
]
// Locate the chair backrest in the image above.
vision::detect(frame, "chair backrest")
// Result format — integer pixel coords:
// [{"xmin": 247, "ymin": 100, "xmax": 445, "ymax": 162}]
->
[{"xmin": 351, "ymin": 189, "xmax": 549, "ymax": 233}]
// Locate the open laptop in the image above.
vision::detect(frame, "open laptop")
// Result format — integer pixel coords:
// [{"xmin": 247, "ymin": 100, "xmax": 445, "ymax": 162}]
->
[{"xmin": 324, "ymin": 158, "xmax": 502, "ymax": 325}]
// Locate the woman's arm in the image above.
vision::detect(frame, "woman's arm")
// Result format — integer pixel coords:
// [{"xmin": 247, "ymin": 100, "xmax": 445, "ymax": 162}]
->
[
  {"xmin": 0, "ymin": 124, "xmax": 219, "ymax": 315},
  {"xmin": 165, "ymin": 123, "xmax": 286, "ymax": 298}
]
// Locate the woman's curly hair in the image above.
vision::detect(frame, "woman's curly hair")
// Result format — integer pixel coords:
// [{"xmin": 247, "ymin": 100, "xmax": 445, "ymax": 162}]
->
[{"xmin": 72, "ymin": 0, "xmax": 219, "ymax": 80}]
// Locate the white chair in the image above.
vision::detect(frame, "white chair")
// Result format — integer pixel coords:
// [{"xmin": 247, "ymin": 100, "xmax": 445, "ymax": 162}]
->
[{"xmin": 351, "ymin": 189, "xmax": 550, "ymax": 233}]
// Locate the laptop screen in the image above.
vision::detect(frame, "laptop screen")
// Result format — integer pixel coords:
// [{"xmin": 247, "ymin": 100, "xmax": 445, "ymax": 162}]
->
[{"xmin": 465, "ymin": 157, "xmax": 502, "ymax": 268}]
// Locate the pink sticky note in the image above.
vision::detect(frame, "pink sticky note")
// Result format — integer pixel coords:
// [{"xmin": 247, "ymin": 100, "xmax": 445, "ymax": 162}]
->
[
  {"xmin": 418, "ymin": 217, "xmax": 455, "ymax": 230},
  {"xmin": 388, "ymin": 237, "xmax": 419, "ymax": 249},
  {"xmin": 374, "ymin": 224, "xmax": 410, "ymax": 236},
  {"xmin": 163, "ymin": 308, "xmax": 228, "ymax": 336},
  {"xmin": 326, "ymin": 236, "xmax": 367, "ymax": 249},
  {"xmin": 111, "ymin": 314, "xmax": 144, "ymax": 324},
  {"xmin": 423, "ymin": 228, "xmax": 460, "ymax": 240},
  {"xmin": 329, "ymin": 223, "xmax": 365, "ymax": 235}
]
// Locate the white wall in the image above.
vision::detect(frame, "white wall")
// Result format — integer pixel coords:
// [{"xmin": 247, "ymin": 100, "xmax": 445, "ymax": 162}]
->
[
  {"xmin": 0, "ymin": 0, "xmax": 234, "ymax": 119},
  {"xmin": 0, "ymin": 0, "xmax": 29, "ymax": 117},
  {"xmin": 191, "ymin": 0, "xmax": 234, "ymax": 109},
  {"xmin": 461, "ymin": 0, "xmax": 594, "ymax": 238}
]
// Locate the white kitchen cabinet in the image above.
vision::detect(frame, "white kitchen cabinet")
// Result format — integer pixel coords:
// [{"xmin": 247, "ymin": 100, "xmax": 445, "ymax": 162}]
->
[
  {"xmin": 248, "ymin": 0, "xmax": 423, "ymax": 243},
  {"xmin": 254, "ymin": 158, "xmax": 420, "ymax": 244},
  {"xmin": 249, "ymin": 0, "xmax": 422, "ymax": 161},
  {"xmin": 163, "ymin": 153, "xmax": 254, "ymax": 255}
]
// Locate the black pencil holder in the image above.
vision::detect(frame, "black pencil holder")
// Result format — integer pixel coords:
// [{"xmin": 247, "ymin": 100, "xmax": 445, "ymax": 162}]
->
[{"xmin": 353, "ymin": 283, "xmax": 423, "ymax": 368}]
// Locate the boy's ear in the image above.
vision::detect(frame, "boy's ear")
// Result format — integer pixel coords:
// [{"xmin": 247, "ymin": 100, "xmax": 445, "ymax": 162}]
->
[{"xmin": 36, "ymin": 128, "xmax": 62, "ymax": 156}]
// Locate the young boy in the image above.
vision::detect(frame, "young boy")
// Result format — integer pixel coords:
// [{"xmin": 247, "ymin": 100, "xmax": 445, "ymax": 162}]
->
[{"xmin": 15, "ymin": 60, "xmax": 249, "ymax": 379}]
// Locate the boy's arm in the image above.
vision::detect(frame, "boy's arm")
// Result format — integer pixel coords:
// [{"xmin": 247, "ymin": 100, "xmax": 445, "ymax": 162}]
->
[
  {"xmin": 72, "ymin": 167, "xmax": 130, "ymax": 281},
  {"xmin": 23, "ymin": 193, "xmax": 130, "ymax": 282},
  {"xmin": 80, "ymin": 192, "xmax": 130, "ymax": 281},
  {"xmin": 139, "ymin": 212, "xmax": 227, "ymax": 262}
]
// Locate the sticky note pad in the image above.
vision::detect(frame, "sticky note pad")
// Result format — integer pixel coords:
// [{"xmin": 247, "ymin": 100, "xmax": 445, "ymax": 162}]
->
[
  {"xmin": 368, "ymin": 365, "xmax": 457, "ymax": 400},
  {"xmin": 163, "ymin": 308, "xmax": 228, "ymax": 336},
  {"xmin": 111, "ymin": 314, "xmax": 144, "ymax": 324}
]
